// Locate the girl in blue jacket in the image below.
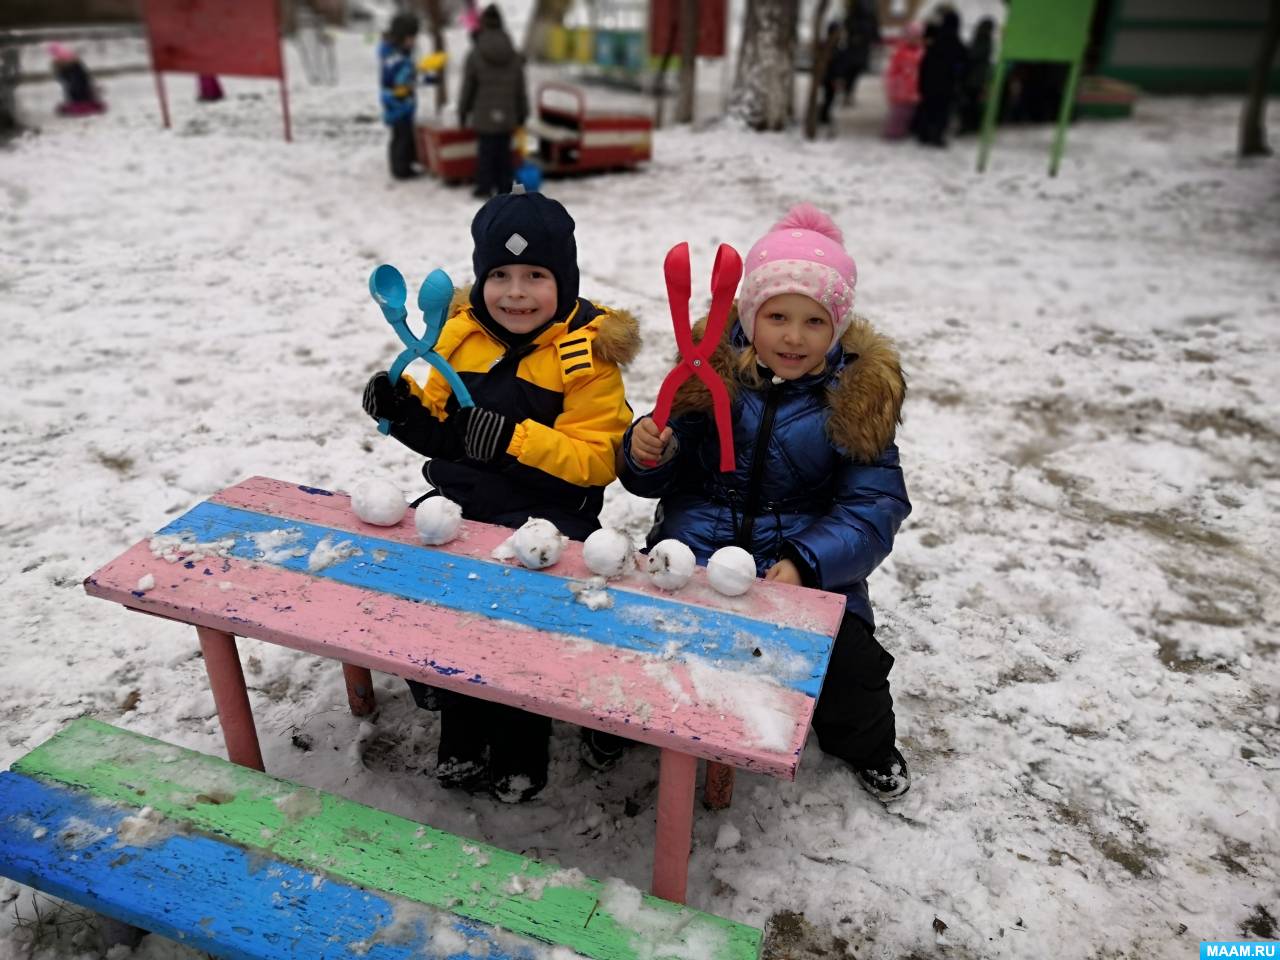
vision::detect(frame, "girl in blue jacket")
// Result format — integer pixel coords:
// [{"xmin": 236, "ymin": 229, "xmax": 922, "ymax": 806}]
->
[{"xmin": 617, "ymin": 204, "xmax": 913, "ymax": 800}]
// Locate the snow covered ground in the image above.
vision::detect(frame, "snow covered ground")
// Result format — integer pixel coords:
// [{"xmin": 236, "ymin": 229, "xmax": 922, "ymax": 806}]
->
[{"xmin": 1, "ymin": 15, "xmax": 1278, "ymax": 960}]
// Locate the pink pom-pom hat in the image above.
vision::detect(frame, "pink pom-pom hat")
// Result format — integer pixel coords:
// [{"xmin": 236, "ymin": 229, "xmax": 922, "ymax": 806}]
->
[{"xmin": 737, "ymin": 203, "xmax": 858, "ymax": 349}]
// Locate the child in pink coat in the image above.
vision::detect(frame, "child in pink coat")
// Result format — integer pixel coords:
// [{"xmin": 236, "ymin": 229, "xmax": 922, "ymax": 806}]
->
[
  {"xmin": 48, "ymin": 43, "xmax": 106, "ymax": 116},
  {"xmin": 882, "ymin": 23, "xmax": 923, "ymax": 140}
]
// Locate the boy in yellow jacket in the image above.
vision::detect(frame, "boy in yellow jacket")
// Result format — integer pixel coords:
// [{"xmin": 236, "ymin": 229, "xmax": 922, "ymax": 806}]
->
[{"xmin": 362, "ymin": 190, "xmax": 639, "ymax": 802}]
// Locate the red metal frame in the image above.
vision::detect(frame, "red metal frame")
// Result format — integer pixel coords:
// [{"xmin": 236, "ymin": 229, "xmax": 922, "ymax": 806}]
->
[
  {"xmin": 142, "ymin": 0, "xmax": 291, "ymax": 141},
  {"xmin": 534, "ymin": 83, "xmax": 652, "ymax": 175},
  {"xmin": 414, "ymin": 125, "xmax": 522, "ymax": 183}
]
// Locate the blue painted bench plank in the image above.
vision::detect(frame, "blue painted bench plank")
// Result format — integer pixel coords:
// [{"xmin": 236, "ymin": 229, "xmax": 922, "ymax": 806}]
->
[{"xmin": 0, "ymin": 770, "xmax": 569, "ymax": 959}]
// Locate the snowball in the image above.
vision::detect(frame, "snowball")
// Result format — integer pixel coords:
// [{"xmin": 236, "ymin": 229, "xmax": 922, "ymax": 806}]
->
[
  {"xmin": 568, "ymin": 576, "xmax": 613, "ymax": 610},
  {"xmin": 714, "ymin": 822, "xmax": 742, "ymax": 850},
  {"xmin": 307, "ymin": 535, "xmax": 361, "ymax": 572},
  {"xmin": 707, "ymin": 546, "xmax": 756, "ymax": 596},
  {"xmin": 350, "ymin": 477, "xmax": 407, "ymax": 526},
  {"xmin": 512, "ymin": 518, "xmax": 566, "ymax": 569},
  {"xmin": 582, "ymin": 528, "xmax": 634, "ymax": 578},
  {"xmin": 415, "ymin": 497, "xmax": 463, "ymax": 545},
  {"xmin": 135, "ymin": 573, "xmax": 155, "ymax": 593},
  {"xmin": 646, "ymin": 539, "xmax": 696, "ymax": 591}
]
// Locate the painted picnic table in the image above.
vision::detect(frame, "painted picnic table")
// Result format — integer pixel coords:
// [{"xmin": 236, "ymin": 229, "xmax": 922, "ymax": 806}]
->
[{"xmin": 82, "ymin": 476, "xmax": 845, "ymax": 904}]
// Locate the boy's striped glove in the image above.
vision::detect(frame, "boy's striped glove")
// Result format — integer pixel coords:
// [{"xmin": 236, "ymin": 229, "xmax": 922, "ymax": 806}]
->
[{"xmin": 453, "ymin": 406, "xmax": 516, "ymax": 463}]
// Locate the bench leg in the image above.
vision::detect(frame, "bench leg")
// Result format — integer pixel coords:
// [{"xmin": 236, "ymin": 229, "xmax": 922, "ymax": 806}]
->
[
  {"xmin": 196, "ymin": 626, "xmax": 265, "ymax": 771},
  {"xmin": 652, "ymin": 749, "xmax": 697, "ymax": 904},
  {"xmin": 703, "ymin": 761, "xmax": 735, "ymax": 810},
  {"xmin": 341, "ymin": 663, "xmax": 377, "ymax": 716}
]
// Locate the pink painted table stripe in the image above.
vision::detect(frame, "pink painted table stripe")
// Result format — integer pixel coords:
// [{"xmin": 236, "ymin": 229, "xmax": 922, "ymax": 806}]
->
[
  {"xmin": 84, "ymin": 544, "xmax": 814, "ymax": 777},
  {"xmin": 211, "ymin": 477, "xmax": 846, "ymax": 637}
]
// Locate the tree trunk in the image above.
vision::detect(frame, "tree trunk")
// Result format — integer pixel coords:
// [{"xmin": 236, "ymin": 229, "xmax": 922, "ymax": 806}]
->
[
  {"xmin": 522, "ymin": 0, "xmax": 575, "ymax": 60},
  {"xmin": 803, "ymin": 0, "xmax": 833, "ymax": 139},
  {"xmin": 422, "ymin": 0, "xmax": 447, "ymax": 113},
  {"xmin": 731, "ymin": 0, "xmax": 800, "ymax": 131},
  {"xmin": 653, "ymin": 6, "xmax": 681, "ymax": 128},
  {"xmin": 1240, "ymin": 0, "xmax": 1280, "ymax": 157},
  {"xmin": 0, "ymin": 46, "xmax": 19, "ymax": 136},
  {"xmin": 675, "ymin": 0, "xmax": 699, "ymax": 124}
]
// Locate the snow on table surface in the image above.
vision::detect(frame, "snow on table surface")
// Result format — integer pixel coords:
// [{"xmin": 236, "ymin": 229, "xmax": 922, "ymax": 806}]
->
[
  {"xmin": 84, "ymin": 477, "xmax": 840, "ymax": 771},
  {"xmin": 1, "ymin": 9, "xmax": 1277, "ymax": 959}
]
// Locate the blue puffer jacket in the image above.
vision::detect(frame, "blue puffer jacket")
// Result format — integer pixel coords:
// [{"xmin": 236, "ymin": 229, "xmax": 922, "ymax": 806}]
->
[
  {"xmin": 618, "ymin": 313, "xmax": 910, "ymax": 628},
  {"xmin": 378, "ymin": 40, "xmax": 416, "ymax": 125}
]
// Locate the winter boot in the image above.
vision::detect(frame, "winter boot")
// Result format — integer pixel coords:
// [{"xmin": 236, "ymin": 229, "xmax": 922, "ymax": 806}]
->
[
  {"xmin": 435, "ymin": 702, "xmax": 489, "ymax": 792},
  {"xmin": 852, "ymin": 745, "xmax": 910, "ymax": 802},
  {"xmin": 491, "ymin": 769, "xmax": 548, "ymax": 804},
  {"xmin": 435, "ymin": 754, "xmax": 489, "ymax": 793},
  {"xmin": 488, "ymin": 707, "xmax": 551, "ymax": 803},
  {"xmin": 579, "ymin": 728, "xmax": 629, "ymax": 772}
]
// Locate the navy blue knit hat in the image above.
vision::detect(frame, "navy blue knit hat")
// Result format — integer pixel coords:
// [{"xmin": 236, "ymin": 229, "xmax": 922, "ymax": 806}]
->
[{"xmin": 470, "ymin": 191, "xmax": 579, "ymax": 324}]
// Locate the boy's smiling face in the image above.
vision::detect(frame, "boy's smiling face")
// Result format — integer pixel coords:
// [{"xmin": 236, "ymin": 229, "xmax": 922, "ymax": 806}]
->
[{"xmin": 482, "ymin": 264, "xmax": 558, "ymax": 335}]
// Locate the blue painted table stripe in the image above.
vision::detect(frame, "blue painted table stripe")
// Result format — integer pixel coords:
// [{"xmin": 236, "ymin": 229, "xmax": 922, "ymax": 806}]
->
[
  {"xmin": 156, "ymin": 501, "xmax": 830, "ymax": 697},
  {"xmin": 0, "ymin": 772, "xmax": 550, "ymax": 960}
]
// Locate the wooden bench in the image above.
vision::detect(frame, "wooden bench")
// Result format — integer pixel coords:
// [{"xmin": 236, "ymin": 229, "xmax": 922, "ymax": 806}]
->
[
  {"xmin": 81, "ymin": 476, "xmax": 846, "ymax": 904},
  {"xmin": 0, "ymin": 718, "xmax": 763, "ymax": 959}
]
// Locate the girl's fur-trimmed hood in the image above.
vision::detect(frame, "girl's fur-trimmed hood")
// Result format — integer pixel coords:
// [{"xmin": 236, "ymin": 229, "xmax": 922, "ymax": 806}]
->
[
  {"xmin": 449, "ymin": 285, "xmax": 640, "ymax": 367},
  {"xmin": 669, "ymin": 303, "xmax": 906, "ymax": 462}
]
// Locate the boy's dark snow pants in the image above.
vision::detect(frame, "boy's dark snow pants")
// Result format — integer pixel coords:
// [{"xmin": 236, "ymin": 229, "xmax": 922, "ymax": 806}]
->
[
  {"xmin": 811, "ymin": 613, "xmax": 897, "ymax": 766},
  {"xmin": 428, "ymin": 686, "xmax": 551, "ymax": 780}
]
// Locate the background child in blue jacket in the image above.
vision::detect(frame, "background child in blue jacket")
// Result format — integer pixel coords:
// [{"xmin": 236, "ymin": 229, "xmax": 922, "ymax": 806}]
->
[
  {"xmin": 379, "ymin": 13, "xmax": 420, "ymax": 179},
  {"xmin": 618, "ymin": 204, "xmax": 913, "ymax": 801}
]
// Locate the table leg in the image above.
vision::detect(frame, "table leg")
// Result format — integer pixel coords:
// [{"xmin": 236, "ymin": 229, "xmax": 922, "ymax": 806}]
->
[
  {"xmin": 703, "ymin": 761, "xmax": 735, "ymax": 810},
  {"xmin": 196, "ymin": 626, "xmax": 265, "ymax": 771},
  {"xmin": 652, "ymin": 749, "xmax": 697, "ymax": 904},
  {"xmin": 341, "ymin": 663, "xmax": 377, "ymax": 716}
]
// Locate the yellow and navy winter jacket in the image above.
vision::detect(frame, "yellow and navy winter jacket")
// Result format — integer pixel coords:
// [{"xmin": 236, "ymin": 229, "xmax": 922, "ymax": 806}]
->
[{"xmin": 391, "ymin": 293, "xmax": 640, "ymax": 539}]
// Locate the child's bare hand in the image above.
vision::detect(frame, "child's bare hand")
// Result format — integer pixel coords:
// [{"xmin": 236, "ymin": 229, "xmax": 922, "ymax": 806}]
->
[
  {"xmin": 630, "ymin": 417, "xmax": 674, "ymax": 465},
  {"xmin": 765, "ymin": 559, "xmax": 802, "ymax": 585}
]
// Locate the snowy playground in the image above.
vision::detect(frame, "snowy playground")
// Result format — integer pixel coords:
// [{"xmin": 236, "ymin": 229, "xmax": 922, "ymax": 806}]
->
[{"xmin": 0, "ymin": 8, "xmax": 1278, "ymax": 960}]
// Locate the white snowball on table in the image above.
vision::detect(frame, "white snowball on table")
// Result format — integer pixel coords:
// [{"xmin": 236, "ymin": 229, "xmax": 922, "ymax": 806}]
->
[
  {"xmin": 414, "ymin": 497, "xmax": 463, "ymax": 545},
  {"xmin": 512, "ymin": 518, "xmax": 566, "ymax": 569},
  {"xmin": 707, "ymin": 545, "xmax": 757, "ymax": 596},
  {"xmin": 350, "ymin": 478, "xmax": 407, "ymax": 526},
  {"xmin": 582, "ymin": 528, "xmax": 634, "ymax": 579},
  {"xmin": 646, "ymin": 539, "xmax": 696, "ymax": 591}
]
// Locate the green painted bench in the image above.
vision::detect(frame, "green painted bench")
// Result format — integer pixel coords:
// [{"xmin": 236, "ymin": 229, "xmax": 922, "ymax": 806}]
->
[{"xmin": 0, "ymin": 718, "xmax": 762, "ymax": 960}]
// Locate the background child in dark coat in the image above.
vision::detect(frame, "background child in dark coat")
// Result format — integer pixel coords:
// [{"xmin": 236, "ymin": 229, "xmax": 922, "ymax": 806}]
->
[
  {"xmin": 362, "ymin": 191, "xmax": 639, "ymax": 802},
  {"xmin": 841, "ymin": 0, "xmax": 881, "ymax": 105},
  {"xmin": 913, "ymin": 6, "xmax": 966, "ymax": 147},
  {"xmin": 956, "ymin": 17, "xmax": 995, "ymax": 135},
  {"xmin": 458, "ymin": 5, "xmax": 527, "ymax": 198},
  {"xmin": 818, "ymin": 22, "xmax": 851, "ymax": 128},
  {"xmin": 48, "ymin": 43, "xmax": 105, "ymax": 116},
  {"xmin": 378, "ymin": 13, "xmax": 420, "ymax": 179},
  {"xmin": 618, "ymin": 204, "xmax": 912, "ymax": 802}
]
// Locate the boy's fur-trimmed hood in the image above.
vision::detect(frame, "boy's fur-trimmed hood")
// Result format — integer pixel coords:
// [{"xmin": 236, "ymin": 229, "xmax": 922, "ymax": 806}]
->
[
  {"xmin": 449, "ymin": 285, "xmax": 640, "ymax": 367},
  {"xmin": 669, "ymin": 303, "xmax": 906, "ymax": 462}
]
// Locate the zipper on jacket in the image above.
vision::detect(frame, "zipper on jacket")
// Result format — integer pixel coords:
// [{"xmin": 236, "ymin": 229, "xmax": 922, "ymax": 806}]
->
[{"xmin": 736, "ymin": 380, "xmax": 782, "ymax": 549}]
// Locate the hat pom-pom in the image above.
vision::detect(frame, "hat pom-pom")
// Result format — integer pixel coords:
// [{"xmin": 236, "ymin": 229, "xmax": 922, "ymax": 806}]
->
[{"xmin": 772, "ymin": 203, "xmax": 843, "ymax": 244}]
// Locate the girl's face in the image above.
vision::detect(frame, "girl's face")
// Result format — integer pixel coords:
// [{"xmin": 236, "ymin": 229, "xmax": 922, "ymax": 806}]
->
[
  {"xmin": 752, "ymin": 293, "xmax": 833, "ymax": 379},
  {"xmin": 483, "ymin": 264, "xmax": 558, "ymax": 334}
]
